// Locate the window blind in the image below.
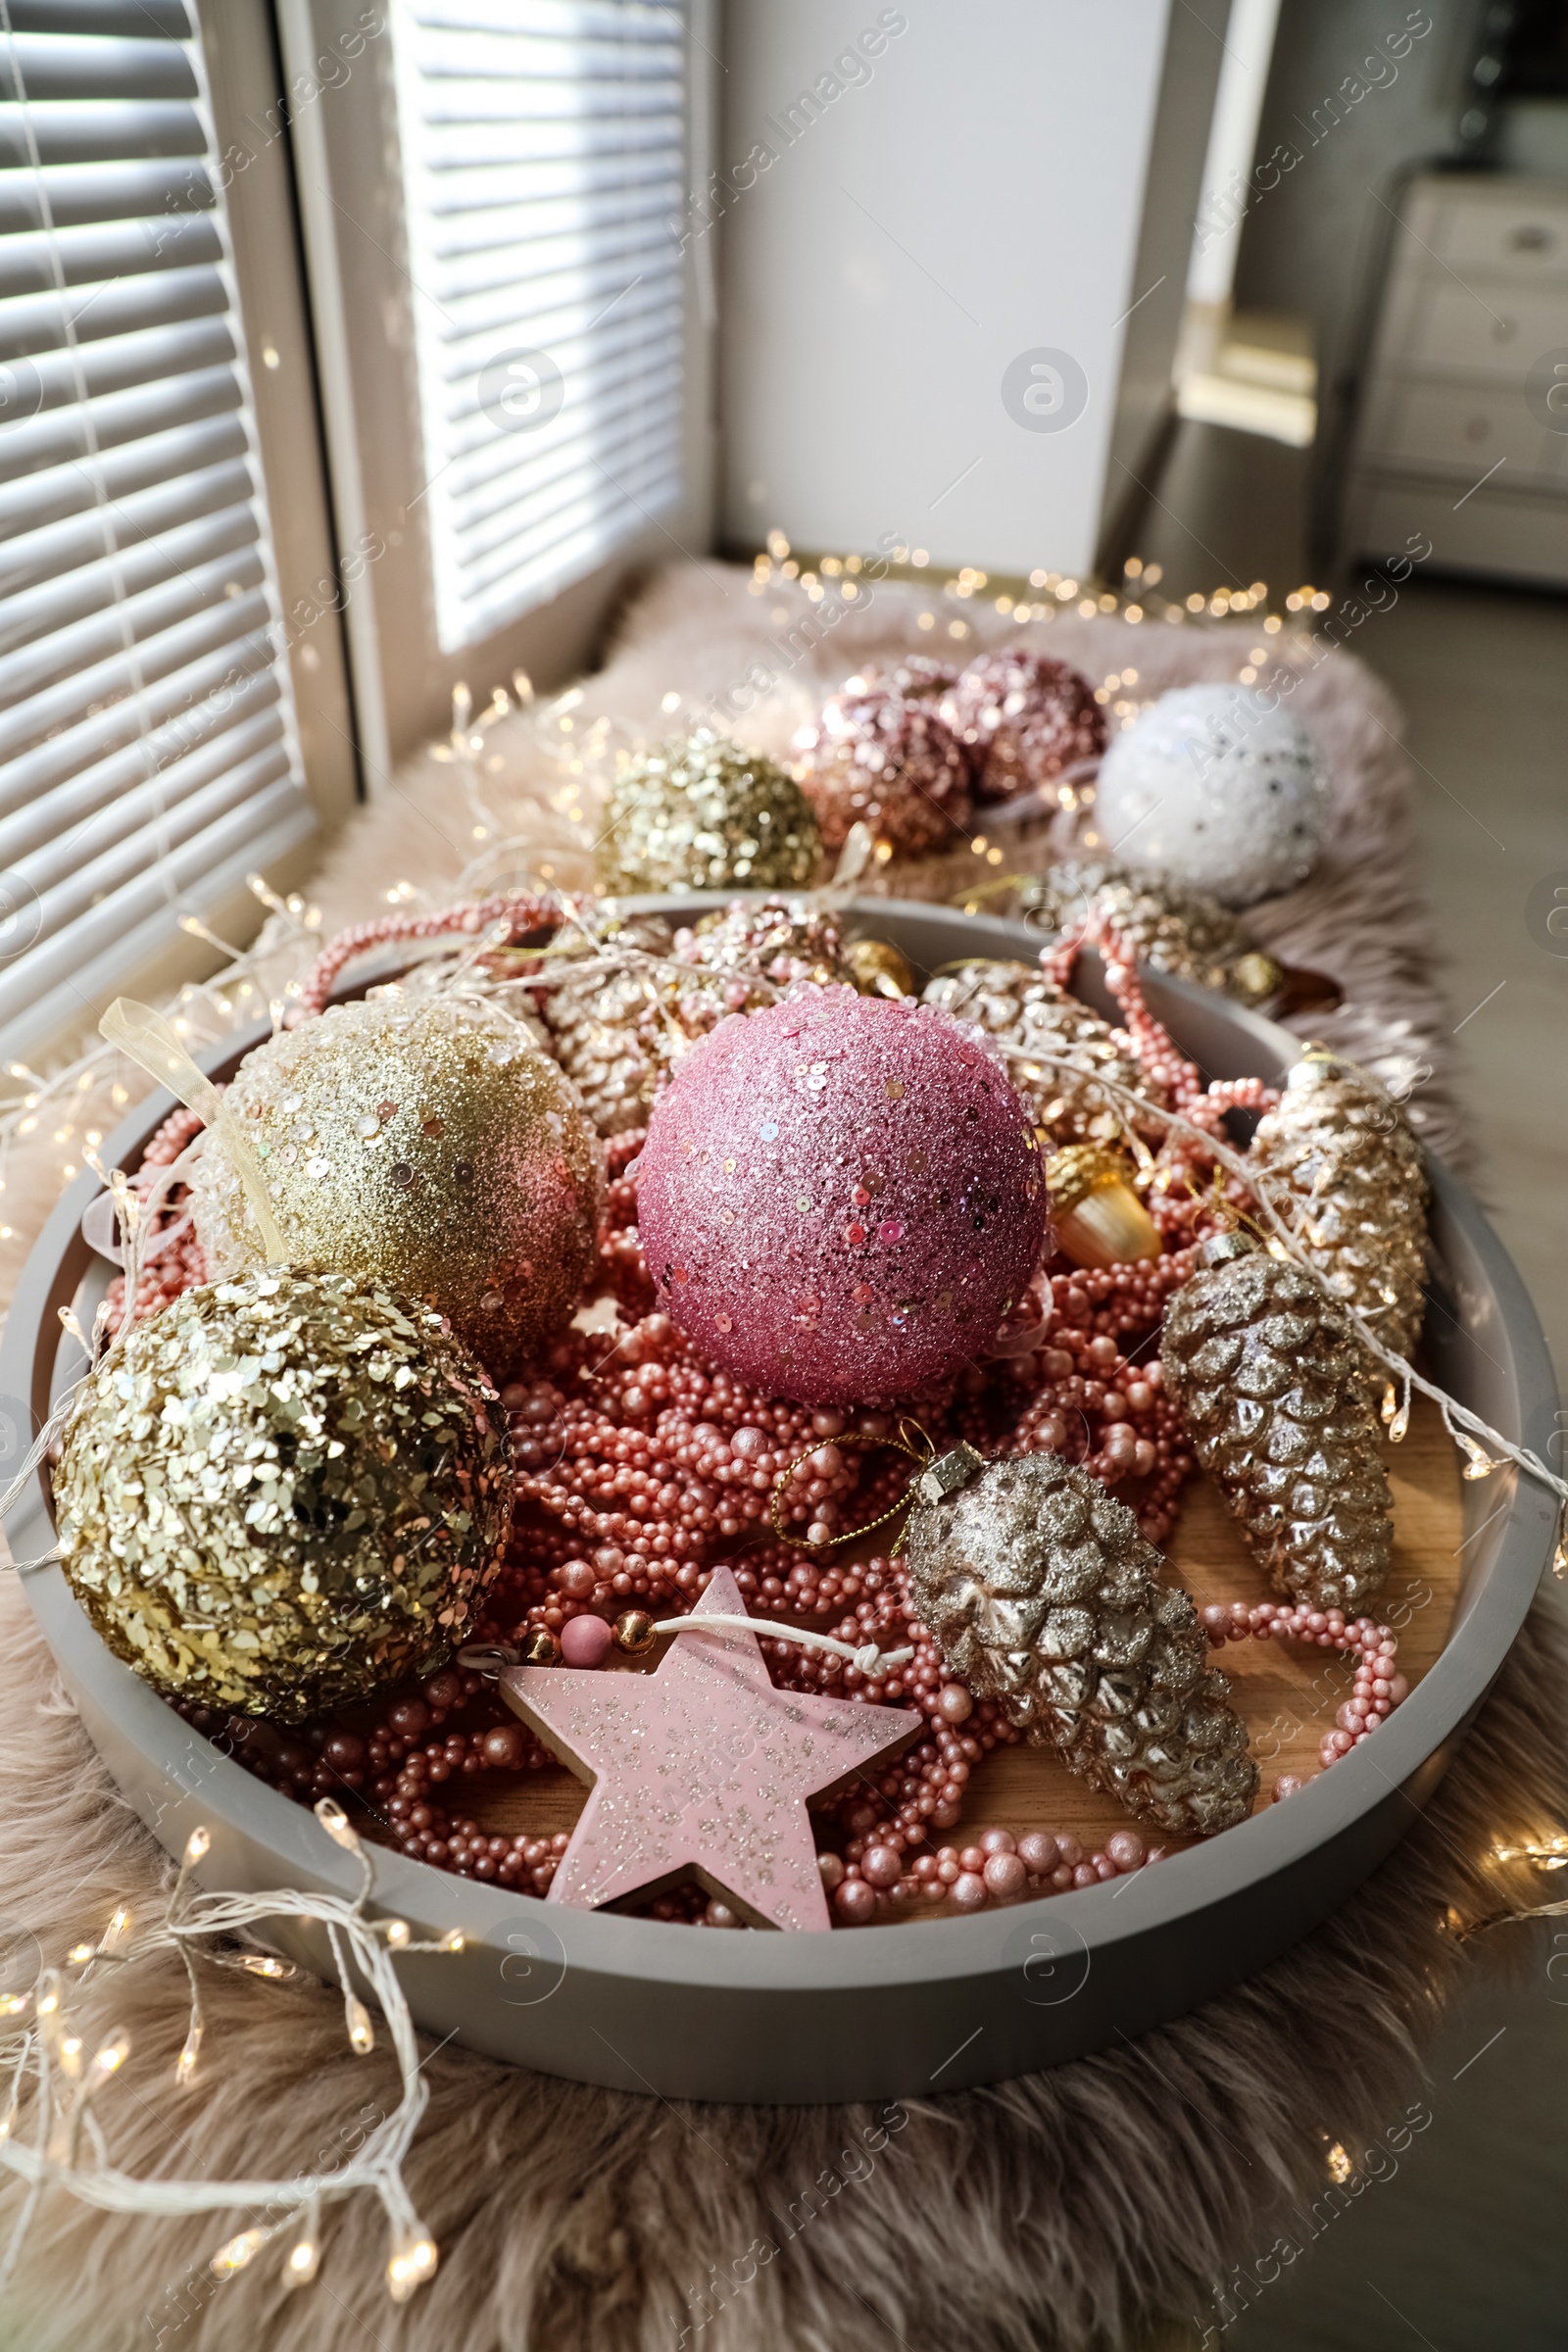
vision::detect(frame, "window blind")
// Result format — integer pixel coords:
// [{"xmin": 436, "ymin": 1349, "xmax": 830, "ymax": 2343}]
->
[
  {"xmin": 0, "ymin": 0, "xmax": 315, "ymax": 1056},
  {"xmin": 390, "ymin": 0, "xmax": 688, "ymax": 654}
]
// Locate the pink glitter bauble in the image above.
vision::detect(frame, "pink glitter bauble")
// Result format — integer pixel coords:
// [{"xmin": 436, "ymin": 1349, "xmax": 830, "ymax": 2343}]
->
[
  {"xmin": 636, "ymin": 989, "xmax": 1049, "ymax": 1406},
  {"xmin": 940, "ymin": 651, "xmax": 1105, "ymax": 803},
  {"xmin": 791, "ymin": 687, "xmax": 971, "ymax": 858}
]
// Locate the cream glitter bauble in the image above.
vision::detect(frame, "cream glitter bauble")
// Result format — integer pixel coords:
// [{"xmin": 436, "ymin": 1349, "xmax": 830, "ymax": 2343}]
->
[
  {"xmin": 191, "ymin": 995, "xmax": 602, "ymax": 1372},
  {"xmin": 1092, "ymin": 684, "xmax": 1328, "ymax": 906},
  {"xmin": 53, "ymin": 1267, "xmax": 514, "ymax": 1720}
]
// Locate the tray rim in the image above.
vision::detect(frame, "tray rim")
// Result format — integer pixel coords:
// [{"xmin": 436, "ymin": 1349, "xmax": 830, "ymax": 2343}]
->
[{"xmin": 0, "ymin": 896, "xmax": 1554, "ymax": 2096}]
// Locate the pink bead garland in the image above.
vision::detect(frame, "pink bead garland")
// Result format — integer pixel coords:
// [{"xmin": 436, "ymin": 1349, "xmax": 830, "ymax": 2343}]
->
[{"xmin": 1201, "ymin": 1600, "xmax": 1408, "ymax": 1788}]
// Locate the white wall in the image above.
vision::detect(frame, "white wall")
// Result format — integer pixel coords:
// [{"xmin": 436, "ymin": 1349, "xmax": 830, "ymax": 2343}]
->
[{"xmin": 714, "ymin": 0, "xmax": 1225, "ymax": 576}]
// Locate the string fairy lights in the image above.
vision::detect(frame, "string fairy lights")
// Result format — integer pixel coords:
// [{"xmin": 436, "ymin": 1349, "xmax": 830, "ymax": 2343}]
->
[{"xmin": 0, "ymin": 1803, "xmax": 463, "ymax": 2305}]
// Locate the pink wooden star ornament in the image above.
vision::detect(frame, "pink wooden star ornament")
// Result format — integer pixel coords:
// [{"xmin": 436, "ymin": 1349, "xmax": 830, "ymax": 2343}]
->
[{"xmin": 499, "ymin": 1565, "xmax": 921, "ymax": 1931}]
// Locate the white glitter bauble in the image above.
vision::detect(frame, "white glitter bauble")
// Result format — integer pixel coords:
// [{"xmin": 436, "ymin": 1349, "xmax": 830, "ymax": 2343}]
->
[{"xmin": 1093, "ymin": 684, "xmax": 1327, "ymax": 906}]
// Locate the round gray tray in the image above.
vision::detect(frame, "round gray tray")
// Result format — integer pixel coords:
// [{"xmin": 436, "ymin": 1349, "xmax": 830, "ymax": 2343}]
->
[{"xmin": 1, "ymin": 899, "xmax": 1555, "ymax": 2104}]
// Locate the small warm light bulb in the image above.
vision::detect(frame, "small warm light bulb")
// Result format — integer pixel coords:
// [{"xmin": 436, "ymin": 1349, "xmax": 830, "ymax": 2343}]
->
[
  {"xmin": 439, "ymin": 1929, "xmax": 466, "ymax": 1954},
  {"xmin": 285, "ymin": 2231, "xmax": 320, "ymax": 2286},
  {"xmin": 68, "ymin": 1941, "xmax": 96, "ymax": 1966},
  {"xmin": 92, "ymin": 2030, "xmax": 130, "ymax": 2077},
  {"xmin": 386, "ymin": 2227, "xmax": 438, "ymax": 2302},
  {"xmin": 1459, "ymin": 1435, "xmax": 1498, "ymax": 1480},
  {"xmin": 58, "ymin": 2034, "xmax": 83, "ymax": 2079},
  {"xmin": 100, "ymin": 1904, "xmax": 132, "ymax": 1954},
  {"xmin": 183, "ymin": 1826, "xmax": 211, "ymax": 1867},
  {"xmin": 212, "ymin": 2227, "xmax": 267, "ymax": 2278},
  {"xmin": 1325, "ymin": 2140, "xmax": 1351, "ymax": 2184},
  {"xmin": 383, "ymin": 1920, "xmax": 411, "ymax": 1950},
  {"xmin": 1388, "ymin": 1399, "xmax": 1410, "ymax": 1443},
  {"xmin": 346, "ymin": 1995, "xmax": 375, "ymax": 2055},
  {"xmin": 239, "ymin": 1953, "xmax": 294, "ymax": 1980},
  {"xmin": 315, "ymin": 1797, "xmax": 361, "ymax": 1852},
  {"xmin": 0, "ymin": 1991, "xmax": 28, "ymax": 2020},
  {"xmin": 176, "ymin": 2020, "xmax": 203, "ymax": 2085},
  {"xmin": 1381, "ymin": 1383, "xmax": 1397, "ymax": 1424}
]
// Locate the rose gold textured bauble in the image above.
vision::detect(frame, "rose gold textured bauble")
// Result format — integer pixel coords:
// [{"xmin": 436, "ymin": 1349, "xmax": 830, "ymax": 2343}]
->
[
  {"xmin": 190, "ymin": 994, "xmax": 602, "ymax": 1372},
  {"xmin": 791, "ymin": 686, "xmax": 971, "ymax": 857},
  {"xmin": 849, "ymin": 653, "xmax": 960, "ymax": 701},
  {"xmin": 940, "ymin": 651, "xmax": 1105, "ymax": 802}
]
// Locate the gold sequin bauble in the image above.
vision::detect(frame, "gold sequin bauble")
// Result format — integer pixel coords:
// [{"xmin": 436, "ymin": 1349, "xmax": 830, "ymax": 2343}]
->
[
  {"xmin": 53, "ymin": 1268, "xmax": 514, "ymax": 1721},
  {"xmin": 190, "ymin": 995, "xmax": 602, "ymax": 1372},
  {"xmin": 1016, "ymin": 861, "xmax": 1284, "ymax": 1005},
  {"xmin": 1249, "ymin": 1048, "xmax": 1430, "ymax": 1369},
  {"xmin": 1161, "ymin": 1231, "xmax": 1393, "ymax": 1614},
  {"xmin": 904, "ymin": 1446, "xmax": 1256, "ymax": 1836},
  {"xmin": 599, "ymin": 729, "xmax": 820, "ymax": 894},
  {"xmin": 921, "ymin": 959, "xmax": 1168, "ymax": 1146}
]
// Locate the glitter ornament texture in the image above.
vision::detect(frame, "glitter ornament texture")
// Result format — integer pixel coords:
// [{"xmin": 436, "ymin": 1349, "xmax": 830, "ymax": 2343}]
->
[
  {"xmin": 636, "ymin": 989, "xmax": 1049, "ymax": 1407},
  {"xmin": 1093, "ymin": 684, "xmax": 1329, "ymax": 906},
  {"xmin": 939, "ymin": 650, "xmax": 1105, "ymax": 802},
  {"xmin": 920, "ymin": 959, "xmax": 1169, "ymax": 1145},
  {"xmin": 1161, "ymin": 1231, "xmax": 1394, "ymax": 1614},
  {"xmin": 673, "ymin": 895, "xmax": 852, "ymax": 988},
  {"xmin": 1250, "ymin": 1048, "xmax": 1430, "ymax": 1369},
  {"xmin": 598, "ymin": 729, "xmax": 820, "ymax": 894},
  {"xmin": 499, "ymin": 1563, "xmax": 919, "ymax": 1930},
  {"xmin": 190, "ymin": 994, "xmax": 602, "ymax": 1371},
  {"xmin": 904, "ymin": 1448, "xmax": 1257, "ymax": 1836},
  {"xmin": 1015, "ymin": 860, "xmax": 1284, "ymax": 1005},
  {"xmin": 791, "ymin": 686, "xmax": 972, "ymax": 857},
  {"xmin": 53, "ymin": 1267, "xmax": 514, "ymax": 1720}
]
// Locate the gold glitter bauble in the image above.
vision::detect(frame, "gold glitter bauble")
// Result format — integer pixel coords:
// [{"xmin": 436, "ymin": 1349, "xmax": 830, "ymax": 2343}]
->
[
  {"xmin": 1249, "ymin": 1047, "xmax": 1429, "ymax": 1370},
  {"xmin": 598, "ymin": 729, "xmax": 821, "ymax": 894},
  {"xmin": 190, "ymin": 994, "xmax": 602, "ymax": 1374},
  {"xmin": 53, "ymin": 1268, "xmax": 514, "ymax": 1721}
]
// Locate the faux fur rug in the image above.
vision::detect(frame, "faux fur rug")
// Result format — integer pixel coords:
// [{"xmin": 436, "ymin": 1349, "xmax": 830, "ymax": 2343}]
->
[{"xmin": 0, "ymin": 559, "xmax": 1542, "ymax": 2351}]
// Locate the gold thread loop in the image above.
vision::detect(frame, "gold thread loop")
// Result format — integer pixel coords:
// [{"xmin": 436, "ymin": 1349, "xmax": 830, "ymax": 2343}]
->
[{"xmin": 767, "ymin": 1416, "xmax": 937, "ymax": 1552}]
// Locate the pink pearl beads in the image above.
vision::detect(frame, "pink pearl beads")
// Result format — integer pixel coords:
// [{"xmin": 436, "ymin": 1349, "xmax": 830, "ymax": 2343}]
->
[
  {"xmin": 829, "ymin": 1822, "xmax": 1154, "ymax": 1923},
  {"xmin": 1201, "ymin": 1599, "xmax": 1406, "ymax": 1793}
]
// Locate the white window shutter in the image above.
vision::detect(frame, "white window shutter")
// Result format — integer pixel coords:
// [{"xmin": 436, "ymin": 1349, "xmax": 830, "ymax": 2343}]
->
[
  {"xmin": 390, "ymin": 0, "xmax": 689, "ymax": 654},
  {"xmin": 0, "ymin": 0, "xmax": 316, "ymax": 1056}
]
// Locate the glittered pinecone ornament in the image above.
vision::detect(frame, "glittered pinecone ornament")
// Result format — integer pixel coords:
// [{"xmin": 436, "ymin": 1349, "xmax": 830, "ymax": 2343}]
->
[
  {"xmin": 190, "ymin": 992, "xmax": 602, "ymax": 1369},
  {"xmin": 939, "ymin": 651, "xmax": 1104, "ymax": 803},
  {"xmin": 533, "ymin": 920, "xmax": 764, "ymax": 1138},
  {"xmin": 920, "ymin": 959, "xmax": 1168, "ymax": 1145},
  {"xmin": 1016, "ymin": 861, "xmax": 1284, "ymax": 1005},
  {"xmin": 599, "ymin": 729, "xmax": 821, "ymax": 893},
  {"xmin": 1249, "ymin": 1048, "xmax": 1429, "ymax": 1367},
  {"xmin": 904, "ymin": 1446, "xmax": 1257, "ymax": 1836},
  {"xmin": 792, "ymin": 686, "xmax": 971, "ymax": 857},
  {"xmin": 673, "ymin": 895, "xmax": 852, "ymax": 989},
  {"xmin": 53, "ymin": 1267, "xmax": 514, "ymax": 1720},
  {"xmin": 1160, "ymin": 1230, "xmax": 1394, "ymax": 1613}
]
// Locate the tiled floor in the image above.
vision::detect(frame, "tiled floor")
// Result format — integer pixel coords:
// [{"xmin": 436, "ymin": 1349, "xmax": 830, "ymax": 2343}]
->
[{"xmin": 1126, "ymin": 422, "xmax": 1568, "ymax": 2352}]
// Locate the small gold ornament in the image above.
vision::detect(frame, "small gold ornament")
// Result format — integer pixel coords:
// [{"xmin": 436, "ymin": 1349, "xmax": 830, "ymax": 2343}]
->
[
  {"xmin": 846, "ymin": 938, "xmax": 916, "ymax": 999},
  {"xmin": 1249, "ymin": 1047, "xmax": 1430, "ymax": 1370},
  {"xmin": 191, "ymin": 994, "xmax": 602, "ymax": 1372},
  {"xmin": 1045, "ymin": 1145, "xmax": 1161, "ymax": 1268},
  {"xmin": 599, "ymin": 730, "xmax": 820, "ymax": 894},
  {"xmin": 613, "ymin": 1608, "xmax": 657, "ymax": 1656},
  {"xmin": 921, "ymin": 959, "xmax": 1167, "ymax": 1145},
  {"xmin": 53, "ymin": 1268, "xmax": 514, "ymax": 1721},
  {"xmin": 518, "ymin": 1629, "xmax": 560, "ymax": 1666}
]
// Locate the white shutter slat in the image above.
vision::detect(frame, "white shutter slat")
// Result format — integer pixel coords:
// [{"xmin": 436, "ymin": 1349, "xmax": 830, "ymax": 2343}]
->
[
  {"xmin": 392, "ymin": 0, "xmax": 689, "ymax": 653},
  {"xmin": 0, "ymin": 1, "xmax": 312, "ymax": 1057}
]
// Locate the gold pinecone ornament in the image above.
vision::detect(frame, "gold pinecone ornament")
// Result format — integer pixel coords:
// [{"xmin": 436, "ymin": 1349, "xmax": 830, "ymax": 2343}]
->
[
  {"xmin": 1015, "ymin": 860, "xmax": 1285, "ymax": 1005},
  {"xmin": 904, "ymin": 1446, "xmax": 1257, "ymax": 1837},
  {"xmin": 920, "ymin": 959, "xmax": 1167, "ymax": 1145},
  {"xmin": 531, "ymin": 914, "xmax": 763, "ymax": 1138},
  {"xmin": 1249, "ymin": 1048, "xmax": 1429, "ymax": 1367},
  {"xmin": 1160, "ymin": 1230, "xmax": 1394, "ymax": 1613}
]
